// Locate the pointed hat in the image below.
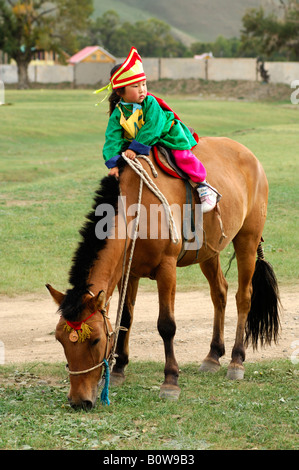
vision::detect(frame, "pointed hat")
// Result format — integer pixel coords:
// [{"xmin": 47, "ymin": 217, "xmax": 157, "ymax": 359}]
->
[
  {"xmin": 94, "ymin": 47, "xmax": 146, "ymax": 101},
  {"xmin": 110, "ymin": 47, "xmax": 146, "ymax": 89}
]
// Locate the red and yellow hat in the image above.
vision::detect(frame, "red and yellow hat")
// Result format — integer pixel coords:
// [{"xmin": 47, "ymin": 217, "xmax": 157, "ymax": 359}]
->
[
  {"xmin": 111, "ymin": 47, "xmax": 146, "ymax": 89},
  {"xmin": 94, "ymin": 47, "xmax": 146, "ymax": 101}
]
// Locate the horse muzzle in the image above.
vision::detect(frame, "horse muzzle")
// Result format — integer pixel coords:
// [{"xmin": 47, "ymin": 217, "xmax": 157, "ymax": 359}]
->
[
  {"xmin": 68, "ymin": 397, "xmax": 95, "ymax": 410},
  {"xmin": 68, "ymin": 391, "xmax": 98, "ymax": 410},
  {"xmin": 67, "ymin": 379, "xmax": 99, "ymax": 410}
]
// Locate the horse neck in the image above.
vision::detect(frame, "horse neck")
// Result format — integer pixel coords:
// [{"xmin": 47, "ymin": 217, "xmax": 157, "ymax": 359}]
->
[
  {"xmin": 86, "ymin": 171, "xmax": 140, "ymax": 298},
  {"xmin": 87, "ymin": 236, "xmax": 127, "ymax": 298}
]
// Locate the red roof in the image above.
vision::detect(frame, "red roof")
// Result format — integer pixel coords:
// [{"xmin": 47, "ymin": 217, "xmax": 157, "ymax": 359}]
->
[{"xmin": 68, "ymin": 46, "xmax": 115, "ymax": 64}]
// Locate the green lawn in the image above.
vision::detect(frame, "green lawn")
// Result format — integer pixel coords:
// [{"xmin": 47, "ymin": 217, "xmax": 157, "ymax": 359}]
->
[
  {"xmin": 0, "ymin": 360, "xmax": 298, "ymax": 450},
  {"xmin": 0, "ymin": 90, "xmax": 298, "ymax": 451},
  {"xmin": 0, "ymin": 89, "xmax": 298, "ymax": 295}
]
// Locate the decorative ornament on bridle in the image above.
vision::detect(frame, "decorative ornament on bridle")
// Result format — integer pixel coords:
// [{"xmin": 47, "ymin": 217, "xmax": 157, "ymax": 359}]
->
[
  {"xmin": 63, "ymin": 304, "xmax": 114, "ymax": 406},
  {"xmin": 64, "ymin": 313, "xmax": 95, "ymax": 343}
]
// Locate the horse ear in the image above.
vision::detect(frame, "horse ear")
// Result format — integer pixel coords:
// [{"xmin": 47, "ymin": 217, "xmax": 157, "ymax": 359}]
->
[
  {"xmin": 46, "ymin": 284, "xmax": 65, "ymax": 306},
  {"xmin": 95, "ymin": 290, "xmax": 106, "ymax": 311}
]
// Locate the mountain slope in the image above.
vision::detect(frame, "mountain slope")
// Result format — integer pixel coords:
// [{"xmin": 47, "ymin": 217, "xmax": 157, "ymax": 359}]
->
[{"xmin": 92, "ymin": 0, "xmax": 281, "ymax": 43}]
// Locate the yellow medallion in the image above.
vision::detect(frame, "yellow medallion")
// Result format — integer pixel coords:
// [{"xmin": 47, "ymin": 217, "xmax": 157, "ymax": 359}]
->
[{"xmin": 69, "ymin": 330, "xmax": 79, "ymax": 343}]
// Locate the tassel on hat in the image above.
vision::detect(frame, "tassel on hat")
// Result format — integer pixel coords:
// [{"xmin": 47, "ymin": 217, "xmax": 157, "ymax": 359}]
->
[{"xmin": 94, "ymin": 82, "xmax": 113, "ymax": 105}]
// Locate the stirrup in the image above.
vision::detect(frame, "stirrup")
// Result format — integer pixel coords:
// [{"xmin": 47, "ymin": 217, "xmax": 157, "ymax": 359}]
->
[
  {"xmin": 197, "ymin": 182, "xmax": 222, "ymax": 213},
  {"xmin": 199, "ymin": 181, "xmax": 222, "ymax": 203}
]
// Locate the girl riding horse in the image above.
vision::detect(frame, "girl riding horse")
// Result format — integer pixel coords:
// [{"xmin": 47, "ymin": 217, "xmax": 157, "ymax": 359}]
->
[{"xmin": 95, "ymin": 46, "xmax": 221, "ymax": 213}]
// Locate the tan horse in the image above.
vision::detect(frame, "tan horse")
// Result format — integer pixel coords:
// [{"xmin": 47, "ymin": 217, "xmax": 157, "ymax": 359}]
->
[{"xmin": 47, "ymin": 136, "xmax": 280, "ymax": 409}]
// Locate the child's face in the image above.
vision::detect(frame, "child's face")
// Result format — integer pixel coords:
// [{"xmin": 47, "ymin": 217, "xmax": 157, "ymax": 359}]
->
[{"xmin": 120, "ymin": 80, "xmax": 147, "ymax": 104}]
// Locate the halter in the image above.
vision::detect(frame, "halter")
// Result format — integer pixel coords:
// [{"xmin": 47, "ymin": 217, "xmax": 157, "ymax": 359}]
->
[
  {"xmin": 65, "ymin": 307, "xmax": 113, "ymax": 376},
  {"xmin": 64, "ymin": 303, "xmax": 114, "ymax": 405}
]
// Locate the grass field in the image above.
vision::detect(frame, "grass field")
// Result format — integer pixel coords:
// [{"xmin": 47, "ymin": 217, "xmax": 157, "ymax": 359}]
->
[
  {"xmin": 0, "ymin": 360, "xmax": 298, "ymax": 450},
  {"xmin": 0, "ymin": 89, "xmax": 298, "ymax": 295},
  {"xmin": 0, "ymin": 88, "xmax": 298, "ymax": 451}
]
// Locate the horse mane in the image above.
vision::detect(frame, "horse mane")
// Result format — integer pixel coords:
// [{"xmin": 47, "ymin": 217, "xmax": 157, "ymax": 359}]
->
[{"xmin": 59, "ymin": 173, "xmax": 121, "ymax": 321}]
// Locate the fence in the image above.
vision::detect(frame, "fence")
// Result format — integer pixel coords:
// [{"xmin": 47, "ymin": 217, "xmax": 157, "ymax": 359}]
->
[{"xmin": 1, "ymin": 58, "xmax": 299, "ymax": 86}]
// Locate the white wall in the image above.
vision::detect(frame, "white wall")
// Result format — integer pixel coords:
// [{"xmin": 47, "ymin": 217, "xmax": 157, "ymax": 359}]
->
[
  {"xmin": 34, "ymin": 65, "xmax": 73, "ymax": 83},
  {"xmin": 0, "ymin": 64, "xmax": 73, "ymax": 84},
  {"xmin": 1, "ymin": 59, "xmax": 298, "ymax": 86},
  {"xmin": 160, "ymin": 58, "xmax": 206, "ymax": 80},
  {"xmin": 207, "ymin": 58, "xmax": 257, "ymax": 81},
  {"xmin": 265, "ymin": 61, "xmax": 299, "ymax": 85},
  {"xmin": 0, "ymin": 64, "xmax": 18, "ymax": 84}
]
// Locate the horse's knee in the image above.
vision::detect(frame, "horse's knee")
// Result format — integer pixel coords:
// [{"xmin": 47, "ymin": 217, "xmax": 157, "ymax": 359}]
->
[{"xmin": 157, "ymin": 315, "xmax": 176, "ymax": 340}]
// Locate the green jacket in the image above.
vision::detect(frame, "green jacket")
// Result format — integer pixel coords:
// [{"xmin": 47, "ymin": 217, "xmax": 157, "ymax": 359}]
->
[{"xmin": 103, "ymin": 94, "xmax": 197, "ymax": 168}]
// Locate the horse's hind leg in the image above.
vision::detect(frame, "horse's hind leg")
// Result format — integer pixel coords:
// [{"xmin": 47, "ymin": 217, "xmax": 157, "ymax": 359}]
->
[
  {"xmin": 199, "ymin": 254, "xmax": 228, "ymax": 373},
  {"xmin": 111, "ymin": 275, "xmax": 139, "ymax": 386},
  {"xmin": 228, "ymin": 234, "xmax": 258, "ymax": 380},
  {"xmin": 156, "ymin": 257, "xmax": 180, "ymax": 400}
]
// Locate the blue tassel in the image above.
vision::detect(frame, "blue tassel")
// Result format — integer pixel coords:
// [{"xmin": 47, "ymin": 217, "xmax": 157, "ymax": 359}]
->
[{"xmin": 100, "ymin": 359, "xmax": 110, "ymax": 406}]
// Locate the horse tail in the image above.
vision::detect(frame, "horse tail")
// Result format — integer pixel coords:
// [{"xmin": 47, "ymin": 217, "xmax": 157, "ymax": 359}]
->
[{"xmin": 245, "ymin": 242, "xmax": 281, "ymax": 350}]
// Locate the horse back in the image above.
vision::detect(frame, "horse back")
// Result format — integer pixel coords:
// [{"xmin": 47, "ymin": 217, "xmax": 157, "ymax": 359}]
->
[
  {"xmin": 194, "ymin": 136, "xmax": 268, "ymax": 211},
  {"xmin": 121, "ymin": 136, "xmax": 269, "ymax": 267},
  {"xmin": 188, "ymin": 136, "xmax": 269, "ymax": 257}
]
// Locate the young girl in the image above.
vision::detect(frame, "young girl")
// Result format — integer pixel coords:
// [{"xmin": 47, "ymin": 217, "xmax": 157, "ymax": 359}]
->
[{"xmin": 96, "ymin": 47, "xmax": 220, "ymax": 213}]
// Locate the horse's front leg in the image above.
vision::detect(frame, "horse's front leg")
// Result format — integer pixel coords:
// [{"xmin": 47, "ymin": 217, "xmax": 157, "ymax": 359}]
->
[
  {"xmin": 156, "ymin": 258, "xmax": 180, "ymax": 400},
  {"xmin": 111, "ymin": 275, "xmax": 139, "ymax": 385}
]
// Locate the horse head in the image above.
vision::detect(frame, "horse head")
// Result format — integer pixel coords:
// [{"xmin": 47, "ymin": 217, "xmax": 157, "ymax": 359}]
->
[{"xmin": 46, "ymin": 284, "xmax": 113, "ymax": 410}]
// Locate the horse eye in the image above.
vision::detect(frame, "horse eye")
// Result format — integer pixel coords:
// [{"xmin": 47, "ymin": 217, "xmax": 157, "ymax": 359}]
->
[{"xmin": 92, "ymin": 338, "xmax": 100, "ymax": 346}]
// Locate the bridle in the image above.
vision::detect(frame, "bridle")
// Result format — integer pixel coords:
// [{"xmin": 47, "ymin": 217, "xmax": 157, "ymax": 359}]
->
[
  {"xmin": 62, "ymin": 155, "xmax": 179, "ymax": 402},
  {"xmin": 65, "ymin": 306, "xmax": 113, "ymax": 376},
  {"xmin": 65, "ymin": 155, "xmax": 175, "ymax": 376}
]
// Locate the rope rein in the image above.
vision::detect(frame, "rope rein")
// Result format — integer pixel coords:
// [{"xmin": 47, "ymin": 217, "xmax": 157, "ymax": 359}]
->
[
  {"xmin": 66, "ymin": 155, "xmax": 180, "ymax": 405},
  {"xmin": 122, "ymin": 154, "xmax": 180, "ymax": 245},
  {"xmin": 66, "ymin": 360, "xmax": 104, "ymax": 376},
  {"xmin": 109, "ymin": 154, "xmax": 180, "ymax": 371}
]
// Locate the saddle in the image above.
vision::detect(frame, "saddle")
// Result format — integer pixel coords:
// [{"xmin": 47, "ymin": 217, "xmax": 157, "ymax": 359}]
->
[
  {"xmin": 152, "ymin": 136, "xmax": 227, "ymax": 252},
  {"xmin": 153, "ymin": 145, "xmax": 188, "ymax": 180},
  {"xmin": 152, "ymin": 136, "xmax": 202, "ymax": 264},
  {"xmin": 153, "ymin": 127, "xmax": 199, "ymax": 184}
]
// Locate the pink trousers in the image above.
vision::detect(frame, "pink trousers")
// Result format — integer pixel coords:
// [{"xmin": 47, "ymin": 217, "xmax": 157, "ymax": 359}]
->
[{"xmin": 172, "ymin": 149, "xmax": 206, "ymax": 183}]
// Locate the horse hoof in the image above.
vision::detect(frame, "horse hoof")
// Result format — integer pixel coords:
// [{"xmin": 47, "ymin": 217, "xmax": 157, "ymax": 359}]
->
[
  {"xmin": 199, "ymin": 359, "xmax": 221, "ymax": 373},
  {"xmin": 159, "ymin": 385, "xmax": 181, "ymax": 401},
  {"xmin": 110, "ymin": 373, "xmax": 126, "ymax": 387},
  {"xmin": 226, "ymin": 365, "xmax": 245, "ymax": 380}
]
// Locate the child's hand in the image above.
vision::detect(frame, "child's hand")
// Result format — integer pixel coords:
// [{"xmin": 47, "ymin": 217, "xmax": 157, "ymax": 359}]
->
[
  {"xmin": 124, "ymin": 149, "xmax": 137, "ymax": 160},
  {"xmin": 108, "ymin": 167, "xmax": 119, "ymax": 179}
]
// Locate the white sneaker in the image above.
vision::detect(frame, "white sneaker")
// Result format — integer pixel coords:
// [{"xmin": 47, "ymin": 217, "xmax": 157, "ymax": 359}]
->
[{"xmin": 197, "ymin": 182, "xmax": 221, "ymax": 213}]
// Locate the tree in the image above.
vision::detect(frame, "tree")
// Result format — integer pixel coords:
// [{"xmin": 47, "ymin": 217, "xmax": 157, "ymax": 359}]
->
[
  {"xmin": 84, "ymin": 11, "xmax": 187, "ymax": 58},
  {"xmin": 190, "ymin": 36, "xmax": 242, "ymax": 58},
  {"xmin": 0, "ymin": 0, "xmax": 93, "ymax": 88},
  {"xmin": 131, "ymin": 18, "xmax": 188, "ymax": 58},
  {"xmin": 89, "ymin": 10, "xmax": 121, "ymax": 52},
  {"xmin": 240, "ymin": 1, "xmax": 299, "ymax": 60}
]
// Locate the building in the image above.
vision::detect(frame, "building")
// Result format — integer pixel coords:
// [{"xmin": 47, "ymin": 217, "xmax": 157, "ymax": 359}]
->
[
  {"xmin": 30, "ymin": 49, "xmax": 70, "ymax": 65},
  {"xmin": 4, "ymin": 49, "xmax": 69, "ymax": 66},
  {"xmin": 68, "ymin": 46, "xmax": 116, "ymax": 65}
]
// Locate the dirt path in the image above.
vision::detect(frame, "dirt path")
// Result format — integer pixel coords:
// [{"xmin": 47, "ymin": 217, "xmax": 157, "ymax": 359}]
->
[{"xmin": 0, "ymin": 287, "xmax": 298, "ymax": 366}]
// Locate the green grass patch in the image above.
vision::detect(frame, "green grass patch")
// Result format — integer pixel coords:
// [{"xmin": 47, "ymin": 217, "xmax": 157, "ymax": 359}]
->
[
  {"xmin": 0, "ymin": 89, "xmax": 298, "ymax": 295},
  {"xmin": 0, "ymin": 359, "xmax": 298, "ymax": 450}
]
